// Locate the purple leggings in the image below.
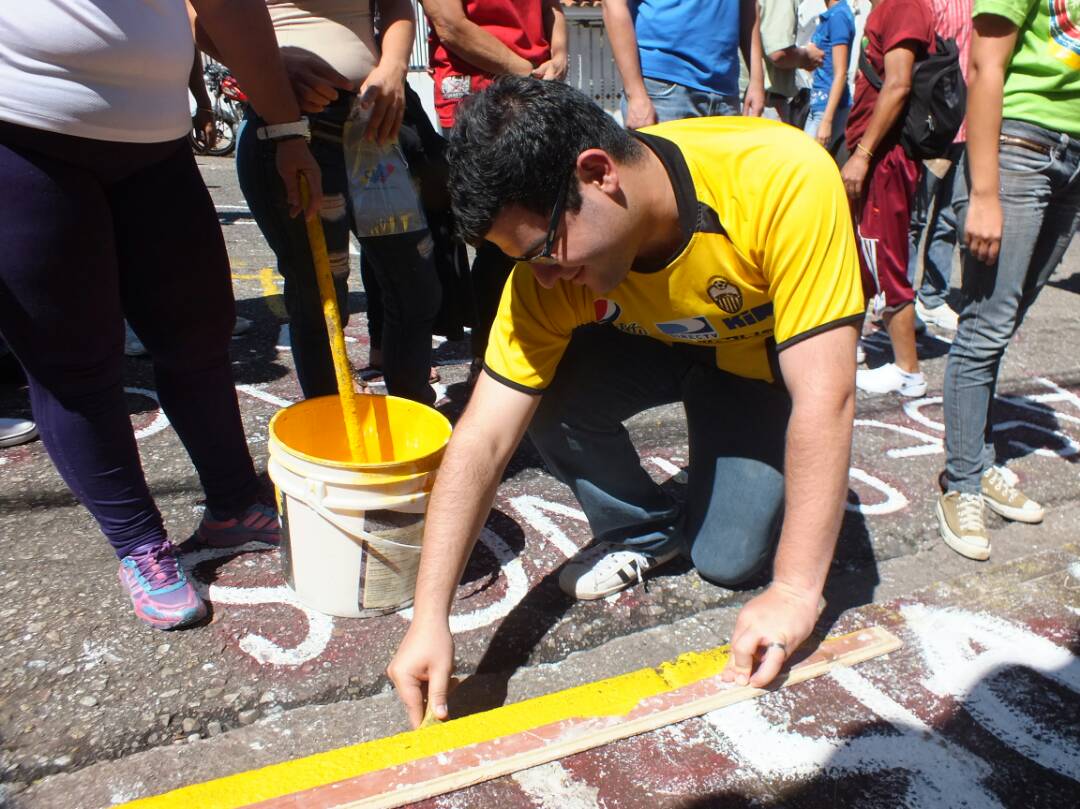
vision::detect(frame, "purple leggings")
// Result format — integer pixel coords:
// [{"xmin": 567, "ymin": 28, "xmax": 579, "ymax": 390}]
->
[{"xmin": 0, "ymin": 123, "xmax": 258, "ymax": 559}]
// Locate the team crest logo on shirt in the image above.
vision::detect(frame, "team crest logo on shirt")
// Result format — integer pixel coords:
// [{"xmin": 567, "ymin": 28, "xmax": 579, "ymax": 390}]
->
[
  {"xmin": 1049, "ymin": 0, "xmax": 1080, "ymax": 69},
  {"xmin": 594, "ymin": 299, "xmax": 622, "ymax": 324},
  {"xmin": 706, "ymin": 276, "xmax": 744, "ymax": 314},
  {"xmin": 655, "ymin": 317, "xmax": 719, "ymax": 342}
]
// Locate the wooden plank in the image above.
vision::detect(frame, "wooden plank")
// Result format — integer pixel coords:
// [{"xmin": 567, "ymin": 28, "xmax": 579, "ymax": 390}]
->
[{"xmin": 250, "ymin": 626, "xmax": 901, "ymax": 809}]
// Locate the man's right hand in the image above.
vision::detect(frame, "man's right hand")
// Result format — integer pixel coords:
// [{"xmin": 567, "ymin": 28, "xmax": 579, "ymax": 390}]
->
[
  {"xmin": 387, "ymin": 618, "xmax": 456, "ymax": 729},
  {"xmin": 280, "ymin": 48, "xmax": 355, "ymax": 113},
  {"xmin": 624, "ymin": 93, "xmax": 657, "ymax": 129}
]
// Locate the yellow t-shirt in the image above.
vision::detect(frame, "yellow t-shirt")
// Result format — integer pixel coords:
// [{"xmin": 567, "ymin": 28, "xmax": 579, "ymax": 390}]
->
[{"xmin": 485, "ymin": 117, "xmax": 864, "ymax": 392}]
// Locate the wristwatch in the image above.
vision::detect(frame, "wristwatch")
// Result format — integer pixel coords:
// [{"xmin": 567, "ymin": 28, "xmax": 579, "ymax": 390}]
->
[{"xmin": 256, "ymin": 118, "xmax": 310, "ymax": 142}]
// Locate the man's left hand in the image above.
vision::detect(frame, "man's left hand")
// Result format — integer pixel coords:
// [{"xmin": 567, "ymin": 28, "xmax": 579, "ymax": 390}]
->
[
  {"xmin": 532, "ymin": 57, "xmax": 568, "ymax": 82},
  {"xmin": 841, "ymin": 151, "xmax": 870, "ymax": 201},
  {"xmin": 721, "ymin": 581, "xmax": 821, "ymax": 688},
  {"xmin": 743, "ymin": 82, "xmax": 766, "ymax": 117}
]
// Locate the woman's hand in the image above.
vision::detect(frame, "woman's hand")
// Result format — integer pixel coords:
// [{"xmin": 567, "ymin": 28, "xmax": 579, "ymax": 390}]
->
[
  {"xmin": 276, "ymin": 138, "xmax": 322, "ymax": 220},
  {"xmin": 964, "ymin": 190, "xmax": 1003, "ymax": 265},
  {"xmin": 841, "ymin": 151, "xmax": 870, "ymax": 201},
  {"xmin": 280, "ymin": 48, "xmax": 355, "ymax": 114},
  {"xmin": 192, "ymin": 106, "xmax": 218, "ymax": 149},
  {"xmin": 358, "ymin": 63, "xmax": 406, "ymax": 145},
  {"xmin": 815, "ymin": 117, "xmax": 832, "ymax": 148}
]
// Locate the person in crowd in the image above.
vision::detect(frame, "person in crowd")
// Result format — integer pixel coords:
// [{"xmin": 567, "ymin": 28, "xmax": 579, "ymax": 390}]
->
[
  {"xmin": 604, "ymin": 0, "xmax": 766, "ymax": 127},
  {"xmin": 842, "ymin": 0, "xmax": 933, "ymax": 397},
  {"xmin": 906, "ymin": 0, "xmax": 973, "ymax": 332},
  {"xmin": 387, "ymin": 77, "xmax": 863, "ymax": 727},
  {"xmin": 232, "ymin": 0, "xmax": 441, "ymax": 405},
  {"xmin": 0, "ymin": 0, "xmax": 318, "ymax": 630},
  {"xmin": 759, "ymin": 0, "xmax": 823, "ymax": 123},
  {"xmin": 804, "ymin": 0, "xmax": 856, "ymax": 157},
  {"xmin": 421, "ymin": 0, "xmax": 568, "ymax": 382},
  {"xmin": 936, "ymin": 0, "xmax": 1080, "ymax": 560}
]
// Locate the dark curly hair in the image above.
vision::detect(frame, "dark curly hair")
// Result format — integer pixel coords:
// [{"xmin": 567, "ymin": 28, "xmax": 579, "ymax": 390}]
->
[{"xmin": 447, "ymin": 76, "xmax": 643, "ymax": 245}]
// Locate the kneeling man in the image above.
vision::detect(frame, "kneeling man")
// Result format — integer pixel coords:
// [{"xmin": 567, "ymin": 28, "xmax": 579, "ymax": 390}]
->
[{"xmin": 389, "ymin": 77, "xmax": 863, "ymax": 727}]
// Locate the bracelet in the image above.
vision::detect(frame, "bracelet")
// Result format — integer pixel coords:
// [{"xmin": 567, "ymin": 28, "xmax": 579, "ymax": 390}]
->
[
  {"xmin": 256, "ymin": 118, "xmax": 311, "ymax": 142},
  {"xmin": 856, "ymin": 142, "xmax": 874, "ymax": 159}
]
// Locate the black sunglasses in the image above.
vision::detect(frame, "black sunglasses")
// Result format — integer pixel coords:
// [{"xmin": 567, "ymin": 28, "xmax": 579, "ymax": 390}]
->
[{"xmin": 507, "ymin": 176, "xmax": 570, "ymax": 265}]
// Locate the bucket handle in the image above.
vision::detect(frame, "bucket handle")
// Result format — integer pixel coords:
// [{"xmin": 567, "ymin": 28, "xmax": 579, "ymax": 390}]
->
[{"xmin": 295, "ymin": 481, "xmax": 425, "ymax": 553}]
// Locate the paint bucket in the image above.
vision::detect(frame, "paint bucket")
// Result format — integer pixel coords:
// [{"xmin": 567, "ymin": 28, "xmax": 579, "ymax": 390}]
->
[{"xmin": 267, "ymin": 395, "xmax": 452, "ymax": 618}]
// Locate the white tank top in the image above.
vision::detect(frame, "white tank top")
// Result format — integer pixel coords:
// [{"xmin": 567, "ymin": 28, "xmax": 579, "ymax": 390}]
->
[
  {"xmin": 268, "ymin": 0, "xmax": 378, "ymax": 87},
  {"xmin": 0, "ymin": 0, "xmax": 194, "ymax": 143}
]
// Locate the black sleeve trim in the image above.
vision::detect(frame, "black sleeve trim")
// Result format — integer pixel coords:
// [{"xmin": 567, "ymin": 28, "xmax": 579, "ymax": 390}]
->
[
  {"xmin": 775, "ymin": 313, "xmax": 864, "ymax": 352},
  {"xmin": 482, "ymin": 363, "xmax": 546, "ymax": 396}
]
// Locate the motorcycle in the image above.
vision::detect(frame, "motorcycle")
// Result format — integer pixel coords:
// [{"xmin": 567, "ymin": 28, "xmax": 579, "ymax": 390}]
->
[{"xmin": 190, "ymin": 60, "xmax": 247, "ymax": 157}]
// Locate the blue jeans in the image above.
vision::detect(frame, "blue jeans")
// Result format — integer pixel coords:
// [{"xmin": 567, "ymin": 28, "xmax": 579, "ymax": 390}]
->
[
  {"xmin": 528, "ymin": 325, "xmax": 789, "ymax": 586},
  {"xmin": 804, "ymin": 105, "xmax": 850, "ymax": 159},
  {"xmin": 944, "ymin": 120, "xmax": 1080, "ymax": 492},
  {"xmin": 622, "ymin": 77, "xmax": 740, "ymax": 123},
  {"xmin": 907, "ymin": 143, "xmax": 963, "ymax": 309},
  {"xmin": 236, "ymin": 99, "xmax": 440, "ymax": 404}
]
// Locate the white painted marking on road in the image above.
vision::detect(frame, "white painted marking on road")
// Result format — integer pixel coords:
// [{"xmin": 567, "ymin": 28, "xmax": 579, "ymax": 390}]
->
[
  {"xmin": 1069, "ymin": 561, "xmax": 1080, "ymax": 580},
  {"xmin": 236, "ymin": 384, "xmax": 296, "ymax": 409},
  {"xmin": 902, "ymin": 603, "xmax": 1080, "ymax": 780},
  {"xmin": 508, "ymin": 495, "xmax": 589, "ymax": 559},
  {"xmin": 215, "ymin": 205, "xmax": 252, "ymax": 214},
  {"xmin": 706, "ymin": 674, "xmax": 1003, "ymax": 808},
  {"xmin": 648, "ymin": 456, "xmax": 688, "ymax": 483},
  {"xmin": 399, "ymin": 527, "xmax": 530, "ymax": 634},
  {"xmin": 994, "ymin": 419, "xmax": 1080, "ymax": 459},
  {"xmin": 902, "ymin": 395, "xmax": 944, "ymax": 432},
  {"xmin": 512, "ymin": 761, "xmax": 602, "ymax": 808},
  {"xmin": 855, "ymin": 418, "xmax": 942, "ymax": 459},
  {"xmin": 846, "ymin": 467, "xmax": 909, "ymax": 515}
]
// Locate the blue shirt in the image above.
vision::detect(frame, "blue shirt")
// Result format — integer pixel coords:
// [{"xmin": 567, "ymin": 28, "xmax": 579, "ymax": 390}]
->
[
  {"xmin": 809, "ymin": 0, "xmax": 855, "ymax": 113},
  {"xmin": 630, "ymin": 0, "xmax": 742, "ymax": 97}
]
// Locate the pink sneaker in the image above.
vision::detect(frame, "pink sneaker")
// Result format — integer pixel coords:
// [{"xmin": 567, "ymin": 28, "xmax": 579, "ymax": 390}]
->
[
  {"xmin": 118, "ymin": 541, "xmax": 206, "ymax": 630},
  {"xmin": 195, "ymin": 501, "xmax": 280, "ymax": 548}
]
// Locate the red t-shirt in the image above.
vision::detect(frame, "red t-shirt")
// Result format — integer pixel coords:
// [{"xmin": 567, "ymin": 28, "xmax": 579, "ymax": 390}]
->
[
  {"xmin": 845, "ymin": 0, "xmax": 934, "ymax": 151},
  {"xmin": 427, "ymin": 0, "xmax": 551, "ymax": 129}
]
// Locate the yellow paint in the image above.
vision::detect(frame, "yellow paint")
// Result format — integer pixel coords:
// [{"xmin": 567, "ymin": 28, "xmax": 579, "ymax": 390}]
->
[
  {"xmin": 117, "ymin": 644, "xmax": 733, "ymax": 809},
  {"xmin": 301, "ymin": 178, "xmax": 376, "ymax": 463},
  {"xmin": 269, "ymin": 395, "xmax": 450, "ymax": 470},
  {"xmin": 229, "ymin": 269, "xmax": 286, "ymax": 320}
]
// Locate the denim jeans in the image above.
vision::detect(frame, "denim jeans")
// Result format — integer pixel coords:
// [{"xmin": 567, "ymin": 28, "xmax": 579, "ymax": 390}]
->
[
  {"xmin": 528, "ymin": 325, "xmax": 790, "ymax": 586},
  {"xmin": 944, "ymin": 120, "xmax": 1080, "ymax": 492},
  {"xmin": 803, "ymin": 105, "xmax": 850, "ymax": 159},
  {"xmin": 907, "ymin": 143, "xmax": 963, "ymax": 309},
  {"xmin": 622, "ymin": 77, "xmax": 740, "ymax": 123},
  {"xmin": 236, "ymin": 99, "xmax": 440, "ymax": 404}
]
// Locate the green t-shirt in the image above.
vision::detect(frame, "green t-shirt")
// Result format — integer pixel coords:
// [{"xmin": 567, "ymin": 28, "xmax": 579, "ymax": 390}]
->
[{"xmin": 974, "ymin": 0, "xmax": 1080, "ymax": 136}]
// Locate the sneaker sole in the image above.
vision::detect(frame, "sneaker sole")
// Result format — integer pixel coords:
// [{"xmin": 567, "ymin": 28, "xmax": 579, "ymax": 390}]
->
[
  {"xmin": 935, "ymin": 500, "xmax": 991, "ymax": 561},
  {"xmin": 982, "ymin": 496, "xmax": 1045, "ymax": 524}
]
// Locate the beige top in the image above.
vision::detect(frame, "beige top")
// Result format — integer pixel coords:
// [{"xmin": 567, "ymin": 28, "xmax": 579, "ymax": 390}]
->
[{"xmin": 268, "ymin": 0, "xmax": 378, "ymax": 85}]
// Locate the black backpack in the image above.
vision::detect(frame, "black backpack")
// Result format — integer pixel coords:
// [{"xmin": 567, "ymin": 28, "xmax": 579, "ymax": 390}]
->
[{"xmin": 859, "ymin": 34, "xmax": 967, "ymax": 160}]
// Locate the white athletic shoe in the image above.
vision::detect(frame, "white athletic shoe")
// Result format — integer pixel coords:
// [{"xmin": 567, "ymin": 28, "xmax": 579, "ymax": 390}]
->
[
  {"xmin": 856, "ymin": 363, "xmax": 927, "ymax": 397},
  {"xmin": 0, "ymin": 417, "xmax": 37, "ymax": 448},
  {"xmin": 558, "ymin": 542, "xmax": 680, "ymax": 600},
  {"xmin": 915, "ymin": 300, "xmax": 959, "ymax": 330},
  {"xmin": 856, "ymin": 342, "xmax": 866, "ymax": 365},
  {"xmin": 124, "ymin": 321, "xmax": 148, "ymax": 357}
]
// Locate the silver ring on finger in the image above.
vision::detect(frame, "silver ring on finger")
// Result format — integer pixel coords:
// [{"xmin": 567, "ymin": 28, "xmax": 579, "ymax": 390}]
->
[{"xmin": 764, "ymin": 641, "xmax": 787, "ymax": 654}]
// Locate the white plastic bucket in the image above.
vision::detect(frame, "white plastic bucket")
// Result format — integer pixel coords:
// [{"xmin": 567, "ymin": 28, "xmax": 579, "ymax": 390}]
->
[{"xmin": 267, "ymin": 395, "xmax": 451, "ymax": 618}]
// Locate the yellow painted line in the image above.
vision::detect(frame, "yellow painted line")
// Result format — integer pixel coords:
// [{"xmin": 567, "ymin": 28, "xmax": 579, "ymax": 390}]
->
[
  {"xmin": 117, "ymin": 643, "xmax": 735, "ymax": 809},
  {"xmin": 230, "ymin": 268, "xmax": 287, "ymax": 320}
]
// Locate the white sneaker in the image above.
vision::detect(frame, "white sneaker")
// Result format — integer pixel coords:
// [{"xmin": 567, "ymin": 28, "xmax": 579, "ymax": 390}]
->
[
  {"xmin": 856, "ymin": 343, "xmax": 866, "ymax": 365},
  {"xmin": 915, "ymin": 300, "xmax": 959, "ymax": 330},
  {"xmin": 856, "ymin": 363, "xmax": 927, "ymax": 397},
  {"xmin": 558, "ymin": 542, "xmax": 680, "ymax": 600},
  {"xmin": 0, "ymin": 417, "xmax": 37, "ymax": 448}
]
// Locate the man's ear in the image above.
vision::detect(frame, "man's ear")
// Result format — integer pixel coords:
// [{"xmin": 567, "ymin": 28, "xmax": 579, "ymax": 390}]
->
[{"xmin": 576, "ymin": 149, "xmax": 620, "ymax": 196}]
